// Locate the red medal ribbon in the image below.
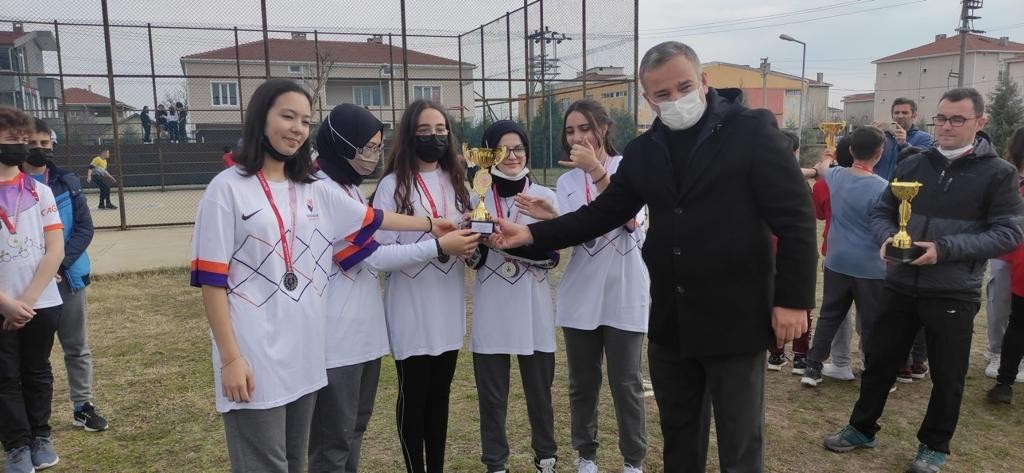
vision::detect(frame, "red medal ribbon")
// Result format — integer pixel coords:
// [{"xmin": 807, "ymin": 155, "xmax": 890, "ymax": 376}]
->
[
  {"xmin": 256, "ymin": 171, "xmax": 297, "ymax": 273},
  {"xmin": 415, "ymin": 172, "xmax": 448, "ymax": 218},
  {"xmin": 0, "ymin": 173, "xmax": 38, "ymax": 235}
]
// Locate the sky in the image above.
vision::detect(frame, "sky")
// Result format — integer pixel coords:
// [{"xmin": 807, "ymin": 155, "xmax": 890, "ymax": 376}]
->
[{"xmin": 4, "ymin": 0, "xmax": 1024, "ymax": 110}]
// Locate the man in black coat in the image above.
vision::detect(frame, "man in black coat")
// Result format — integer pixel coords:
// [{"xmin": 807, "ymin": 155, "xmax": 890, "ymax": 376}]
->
[{"xmin": 493, "ymin": 41, "xmax": 818, "ymax": 472}]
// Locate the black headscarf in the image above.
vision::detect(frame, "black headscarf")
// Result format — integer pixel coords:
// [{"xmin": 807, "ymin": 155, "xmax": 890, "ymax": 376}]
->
[
  {"xmin": 316, "ymin": 104, "xmax": 384, "ymax": 186},
  {"xmin": 481, "ymin": 120, "xmax": 530, "ymax": 197},
  {"xmin": 835, "ymin": 135, "xmax": 854, "ymax": 168}
]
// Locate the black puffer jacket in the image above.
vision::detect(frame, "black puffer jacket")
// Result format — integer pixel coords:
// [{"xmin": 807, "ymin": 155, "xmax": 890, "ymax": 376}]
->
[
  {"xmin": 529, "ymin": 88, "xmax": 818, "ymax": 357},
  {"xmin": 870, "ymin": 132, "xmax": 1024, "ymax": 301}
]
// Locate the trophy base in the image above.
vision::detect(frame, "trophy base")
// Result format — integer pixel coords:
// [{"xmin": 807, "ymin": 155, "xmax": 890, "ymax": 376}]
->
[
  {"xmin": 469, "ymin": 220, "xmax": 496, "ymax": 235},
  {"xmin": 885, "ymin": 245, "xmax": 924, "ymax": 264}
]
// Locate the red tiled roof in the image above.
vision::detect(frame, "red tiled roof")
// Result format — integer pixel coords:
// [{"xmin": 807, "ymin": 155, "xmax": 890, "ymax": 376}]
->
[
  {"xmin": 183, "ymin": 38, "xmax": 467, "ymax": 67},
  {"xmin": 842, "ymin": 93, "xmax": 874, "ymax": 103},
  {"xmin": 62, "ymin": 87, "xmax": 128, "ymax": 107},
  {"xmin": 702, "ymin": 61, "xmax": 832, "ymax": 86},
  {"xmin": 874, "ymin": 33, "xmax": 1024, "ymax": 63},
  {"xmin": 0, "ymin": 30, "xmax": 27, "ymax": 45}
]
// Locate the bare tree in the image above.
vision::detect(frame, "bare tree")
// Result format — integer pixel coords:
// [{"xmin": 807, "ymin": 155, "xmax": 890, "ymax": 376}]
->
[
  {"xmin": 162, "ymin": 84, "xmax": 187, "ymax": 108},
  {"xmin": 303, "ymin": 51, "xmax": 336, "ymax": 120}
]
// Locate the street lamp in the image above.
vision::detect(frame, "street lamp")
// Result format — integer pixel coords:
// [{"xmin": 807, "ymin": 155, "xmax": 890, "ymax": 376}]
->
[{"xmin": 779, "ymin": 33, "xmax": 806, "ymax": 143}]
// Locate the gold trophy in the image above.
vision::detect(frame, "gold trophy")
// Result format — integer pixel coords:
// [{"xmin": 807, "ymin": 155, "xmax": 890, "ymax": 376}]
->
[
  {"xmin": 462, "ymin": 143, "xmax": 507, "ymax": 235},
  {"xmin": 884, "ymin": 180, "xmax": 925, "ymax": 263},
  {"xmin": 818, "ymin": 121, "xmax": 847, "ymax": 150}
]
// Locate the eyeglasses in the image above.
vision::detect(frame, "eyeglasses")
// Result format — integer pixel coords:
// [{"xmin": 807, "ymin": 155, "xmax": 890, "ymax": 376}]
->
[
  {"xmin": 932, "ymin": 115, "xmax": 979, "ymax": 127},
  {"xmin": 505, "ymin": 146, "xmax": 527, "ymax": 158}
]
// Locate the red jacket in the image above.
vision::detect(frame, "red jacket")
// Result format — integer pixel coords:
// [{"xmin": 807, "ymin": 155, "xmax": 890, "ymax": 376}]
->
[
  {"xmin": 1001, "ymin": 183, "xmax": 1024, "ymax": 296},
  {"xmin": 812, "ymin": 178, "xmax": 830, "ymax": 256}
]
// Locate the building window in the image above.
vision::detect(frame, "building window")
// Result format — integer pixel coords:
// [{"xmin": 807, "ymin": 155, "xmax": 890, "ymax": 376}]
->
[
  {"xmin": 922, "ymin": 68, "xmax": 928, "ymax": 73},
  {"xmin": 560, "ymin": 98, "xmax": 570, "ymax": 113},
  {"xmin": 354, "ymin": 86, "xmax": 388, "ymax": 107},
  {"xmin": 413, "ymin": 85, "xmax": 442, "ymax": 103},
  {"xmin": 288, "ymin": 65, "xmax": 302, "ymax": 74},
  {"xmin": 0, "ymin": 46, "xmax": 11, "ymax": 70},
  {"xmin": 211, "ymin": 82, "xmax": 238, "ymax": 107},
  {"xmin": 601, "ymin": 91, "xmax": 627, "ymax": 99}
]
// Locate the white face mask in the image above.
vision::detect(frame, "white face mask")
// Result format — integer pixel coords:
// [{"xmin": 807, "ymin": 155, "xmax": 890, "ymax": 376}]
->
[
  {"xmin": 491, "ymin": 165, "xmax": 530, "ymax": 181},
  {"xmin": 657, "ymin": 89, "xmax": 706, "ymax": 131}
]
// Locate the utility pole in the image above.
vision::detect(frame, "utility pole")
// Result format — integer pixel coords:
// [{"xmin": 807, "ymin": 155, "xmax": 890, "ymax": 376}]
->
[
  {"xmin": 759, "ymin": 57, "xmax": 770, "ymax": 108},
  {"xmin": 956, "ymin": 0, "xmax": 984, "ymax": 87},
  {"xmin": 526, "ymin": 26, "xmax": 571, "ymax": 173}
]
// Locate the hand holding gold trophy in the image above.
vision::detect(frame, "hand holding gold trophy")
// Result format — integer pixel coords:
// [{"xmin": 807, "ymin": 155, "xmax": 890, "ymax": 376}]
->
[
  {"xmin": 462, "ymin": 143, "xmax": 507, "ymax": 235},
  {"xmin": 884, "ymin": 179, "xmax": 925, "ymax": 263},
  {"xmin": 818, "ymin": 121, "xmax": 846, "ymax": 150}
]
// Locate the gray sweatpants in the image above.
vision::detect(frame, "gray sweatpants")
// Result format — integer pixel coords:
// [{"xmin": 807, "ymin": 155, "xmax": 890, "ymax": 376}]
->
[
  {"xmin": 473, "ymin": 351, "xmax": 557, "ymax": 472},
  {"xmin": 986, "ymin": 258, "xmax": 1012, "ymax": 355},
  {"xmin": 56, "ymin": 280, "xmax": 93, "ymax": 405},
  {"xmin": 563, "ymin": 326, "xmax": 647, "ymax": 466},
  {"xmin": 308, "ymin": 359, "xmax": 382, "ymax": 473},
  {"xmin": 223, "ymin": 392, "xmax": 317, "ymax": 473}
]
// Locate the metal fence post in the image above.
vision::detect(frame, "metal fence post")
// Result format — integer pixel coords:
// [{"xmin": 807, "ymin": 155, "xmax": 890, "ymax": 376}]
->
[
  {"xmin": 388, "ymin": 33, "xmax": 397, "ymax": 126},
  {"xmin": 53, "ymin": 20, "xmax": 72, "ymax": 167},
  {"xmin": 234, "ymin": 26, "xmax": 244, "ymax": 124},
  {"xmin": 313, "ymin": 30, "xmax": 324, "ymax": 122},
  {"xmin": 100, "ymin": 0, "xmax": 127, "ymax": 229},
  {"xmin": 633, "ymin": 0, "xmax": 639, "ymax": 130},
  {"xmin": 400, "ymin": 0, "xmax": 410, "ymax": 106},
  {"xmin": 480, "ymin": 26, "xmax": 486, "ymax": 122},
  {"xmin": 457, "ymin": 35, "xmax": 465, "ymax": 137},
  {"xmin": 147, "ymin": 24, "xmax": 166, "ymax": 191},
  {"xmin": 260, "ymin": 0, "xmax": 271, "ymax": 78},
  {"xmin": 582, "ymin": 0, "xmax": 587, "ymax": 96},
  {"xmin": 506, "ymin": 12, "xmax": 513, "ymax": 121}
]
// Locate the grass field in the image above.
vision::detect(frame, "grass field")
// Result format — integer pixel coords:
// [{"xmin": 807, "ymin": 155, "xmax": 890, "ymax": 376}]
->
[{"xmin": 37, "ymin": 262, "xmax": 1024, "ymax": 473}]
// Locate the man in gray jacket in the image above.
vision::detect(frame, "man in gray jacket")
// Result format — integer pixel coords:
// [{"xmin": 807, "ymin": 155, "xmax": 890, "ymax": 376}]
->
[{"xmin": 822, "ymin": 88, "xmax": 1024, "ymax": 473}]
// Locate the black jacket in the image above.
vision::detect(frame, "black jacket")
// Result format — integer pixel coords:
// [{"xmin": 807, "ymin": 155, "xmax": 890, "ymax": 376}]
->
[
  {"xmin": 530, "ymin": 88, "xmax": 818, "ymax": 357},
  {"xmin": 870, "ymin": 132, "xmax": 1024, "ymax": 301}
]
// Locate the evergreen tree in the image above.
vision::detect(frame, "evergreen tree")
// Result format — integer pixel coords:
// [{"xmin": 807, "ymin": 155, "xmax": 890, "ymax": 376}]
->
[{"xmin": 986, "ymin": 72, "xmax": 1024, "ymax": 153}]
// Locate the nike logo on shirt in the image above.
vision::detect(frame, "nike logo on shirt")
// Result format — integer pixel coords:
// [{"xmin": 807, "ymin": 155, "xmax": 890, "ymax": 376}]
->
[{"xmin": 242, "ymin": 209, "xmax": 262, "ymax": 220}]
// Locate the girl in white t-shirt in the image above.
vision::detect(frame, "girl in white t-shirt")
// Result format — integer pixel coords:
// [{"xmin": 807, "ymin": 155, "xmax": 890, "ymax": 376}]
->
[
  {"xmin": 554, "ymin": 100, "xmax": 650, "ymax": 472},
  {"xmin": 0, "ymin": 105, "xmax": 65, "ymax": 471},
  {"xmin": 190, "ymin": 81, "xmax": 459, "ymax": 473},
  {"xmin": 371, "ymin": 100, "xmax": 471, "ymax": 473},
  {"xmin": 468, "ymin": 120, "xmax": 561, "ymax": 473},
  {"xmin": 307, "ymin": 104, "xmax": 479, "ymax": 473}
]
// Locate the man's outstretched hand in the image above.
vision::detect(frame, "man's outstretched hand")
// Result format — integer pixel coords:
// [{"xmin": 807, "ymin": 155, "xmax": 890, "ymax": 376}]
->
[{"xmin": 489, "ymin": 218, "xmax": 534, "ymax": 249}]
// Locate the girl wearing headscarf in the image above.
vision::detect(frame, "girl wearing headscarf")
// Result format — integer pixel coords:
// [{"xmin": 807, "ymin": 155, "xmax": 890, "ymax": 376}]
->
[
  {"xmin": 468, "ymin": 120, "xmax": 560, "ymax": 473},
  {"xmin": 308, "ymin": 104, "xmax": 478, "ymax": 473}
]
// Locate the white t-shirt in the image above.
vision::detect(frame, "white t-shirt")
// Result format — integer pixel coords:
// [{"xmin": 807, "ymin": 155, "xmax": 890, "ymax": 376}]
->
[
  {"xmin": 190, "ymin": 168, "xmax": 381, "ymax": 413},
  {"xmin": 471, "ymin": 181, "xmax": 558, "ymax": 355},
  {"xmin": 373, "ymin": 169, "xmax": 466, "ymax": 360},
  {"xmin": 319, "ymin": 174, "xmax": 437, "ymax": 369},
  {"xmin": 555, "ymin": 156, "xmax": 650, "ymax": 333},
  {"xmin": 0, "ymin": 173, "xmax": 63, "ymax": 309}
]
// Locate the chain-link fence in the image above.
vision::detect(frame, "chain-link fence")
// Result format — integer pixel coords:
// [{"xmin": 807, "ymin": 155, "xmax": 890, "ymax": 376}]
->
[{"xmin": 1, "ymin": 0, "xmax": 639, "ymax": 229}]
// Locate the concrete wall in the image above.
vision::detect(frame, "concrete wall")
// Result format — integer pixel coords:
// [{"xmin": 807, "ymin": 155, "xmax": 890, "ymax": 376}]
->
[
  {"xmin": 873, "ymin": 51, "xmax": 1024, "ymax": 121},
  {"xmin": 844, "ymin": 100, "xmax": 874, "ymax": 126},
  {"xmin": 183, "ymin": 60, "xmax": 474, "ymax": 128}
]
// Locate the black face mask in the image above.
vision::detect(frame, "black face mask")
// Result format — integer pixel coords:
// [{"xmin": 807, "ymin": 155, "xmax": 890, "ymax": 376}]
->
[
  {"xmin": 26, "ymin": 147, "xmax": 53, "ymax": 168},
  {"xmin": 0, "ymin": 143, "xmax": 29, "ymax": 167},
  {"xmin": 262, "ymin": 135, "xmax": 298, "ymax": 162},
  {"xmin": 414, "ymin": 134, "xmax": 449, "ymax": 163}
]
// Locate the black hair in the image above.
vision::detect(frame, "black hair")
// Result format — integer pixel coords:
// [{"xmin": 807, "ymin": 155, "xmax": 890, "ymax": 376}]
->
[
  {"xmin": 561, "ymin": 99, "xmax": 618, "ymax": 156},
  {"xmin": 234, "ymin": 79, "xmax": 316, "ymax": 183},
  {"xmin": 897, "ymin": 146, "xmax": 924, "ymax": 163},
  {"xmin": 223, "ymin": 145, "xmax": 232, "ymax": 153},
  {"xmin": 33, "ymin": 117, "xmax": 52, "ymax": 135},
  {"xmin": 378, "ymin": 100, "xmax": 470, "ymax": 214},
  {"xmin": 940, "ymin": 88, "xmax": 985, "ymax": 117},
  {"xmin": 781, "ymin": 130, "xmax": 800, "ymax": 152},
  {"xmin": 848, "ymin": 126, "xmax": 885, "ymax": 161},
  {"xmin": 891, "ymin": 97, "xmax": 917, "ymax": 114},
  {"xmin": 1006, "ymin": 126, "xmax": 1024, "ymax": 172}
]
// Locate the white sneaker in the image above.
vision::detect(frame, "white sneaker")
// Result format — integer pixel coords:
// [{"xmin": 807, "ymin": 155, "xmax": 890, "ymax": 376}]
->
[
  {"xmin": 889, "ymin": 383, "xmax": 898, "ymax": 393},
  {"xmin": 1017, "ymin": 360, "xmax": 1024, "ymax": 383},
  {"xmin": 623, "ymin": 463, "xmax": 643, "ymax": 473},
  {"xmin": 821, "ymin": 363, "xmax": 855, "ymax": 381},
  {"xmin": 985, "ymin": 354, "xmax": 1001, "ymax": 379},
  {"xmin": 575, "ymin": 458, "xmax": 599, "ymax": 473}
]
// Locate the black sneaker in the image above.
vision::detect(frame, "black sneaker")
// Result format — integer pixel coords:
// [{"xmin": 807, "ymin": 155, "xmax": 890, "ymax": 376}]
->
[
  {"xmin": 911, "ymin": 362, "xmax": 929, "ymax": 379},
  {"xmin": 106, "ymin": 203, "xmax": 118, "ymax": 210},
  {"xmin": 801, "ymin": 366, "xmax": 824, "ymax": 387},
  {"xmin": 792, "ymin": 356, "xmax": 808, "ymax": 375},
  {"xmin": 986, "ymin": 383, "xmax": 1013, "ymax": 404},
  {"xmin": 767, "ymin": 353, "xmax": 788, "ymax": 371},
  {"xmin": 72, "ymin": 402, "xmax": 109, "ymax": 432}
]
